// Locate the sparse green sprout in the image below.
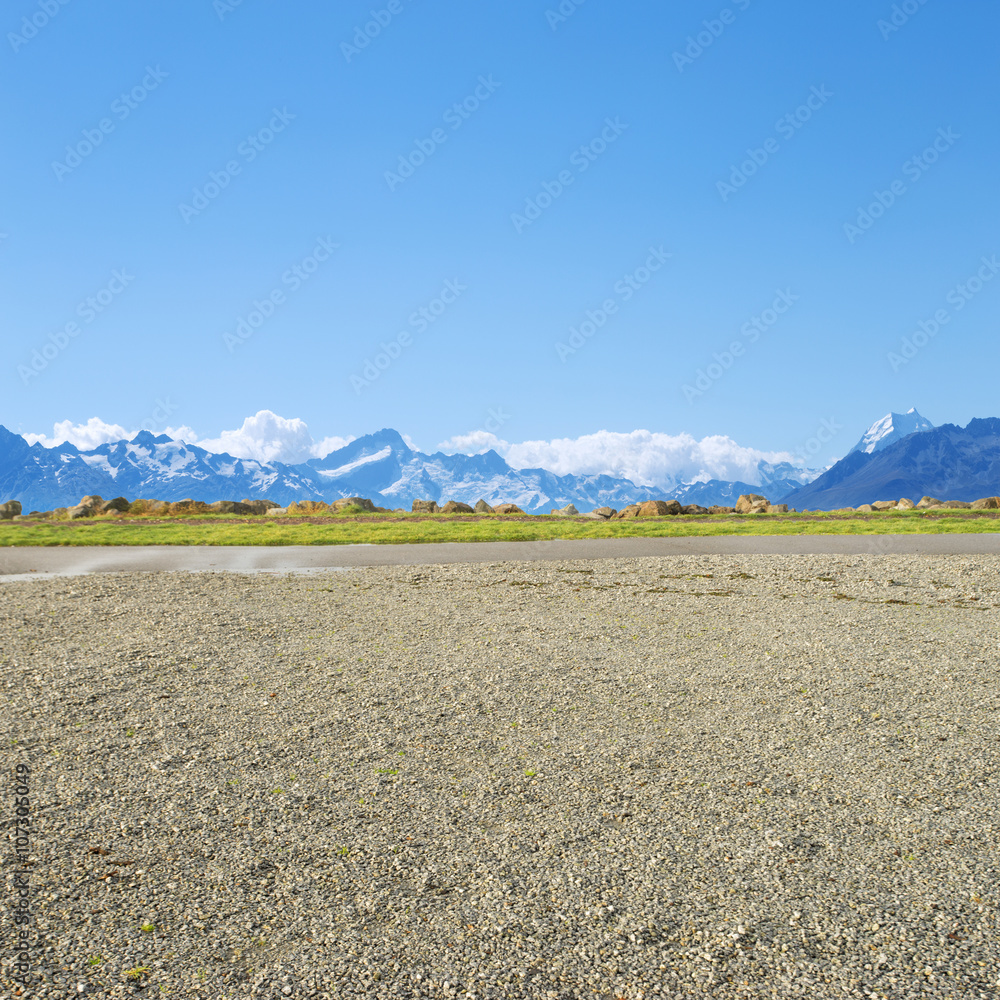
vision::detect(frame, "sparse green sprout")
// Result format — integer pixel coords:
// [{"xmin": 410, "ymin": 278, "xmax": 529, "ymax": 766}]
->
[
  {"xmin": 88, "ymin": 955, "xmax": 103, "ymax": 966},
  {"xmin": 141, "ymin": 922, "xmax": 155, "ymax": 933},
  {"xmin": 124, "ymin": 966, "xmax": 150, "ymax": 980}
]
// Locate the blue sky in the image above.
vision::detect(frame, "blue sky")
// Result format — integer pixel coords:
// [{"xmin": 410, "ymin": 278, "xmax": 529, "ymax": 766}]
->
[{"xmin": 3, "ymin": 0, "xmax": 998, "ymax": 481}]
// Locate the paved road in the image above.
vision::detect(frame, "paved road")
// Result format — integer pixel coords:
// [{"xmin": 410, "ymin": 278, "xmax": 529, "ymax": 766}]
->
[{"xmin": 3, "ymin": 534, "xmax": 1000, "ymax": 579}]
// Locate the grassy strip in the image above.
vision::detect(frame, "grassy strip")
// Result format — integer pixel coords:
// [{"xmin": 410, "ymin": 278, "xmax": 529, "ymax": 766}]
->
[{"xmin": 2, "ymin": 510, "xmax": 1000, "ymax": 546}]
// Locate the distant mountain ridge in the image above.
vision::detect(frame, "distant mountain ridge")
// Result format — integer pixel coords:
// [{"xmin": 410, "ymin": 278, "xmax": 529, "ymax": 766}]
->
[
  {"xmin": 780, "ymin": 417, "xmax": 1000, "ymax": 510},
  {"xmin": 848, "ymin": 407, "xmax": 935, "ymax": 455},
  {"xmin": 0, "ymin": 424, "xmax": 818, "ymax": 514}
]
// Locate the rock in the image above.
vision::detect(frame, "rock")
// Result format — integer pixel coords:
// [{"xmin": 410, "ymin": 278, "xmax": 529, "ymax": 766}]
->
[
  {"xmin": 242, "ymin": 497, "xmax": 281, "ymax": 509},
  {"xmin": 0, "ymin": 500, "xmax": 22, "ymax": 520},
  {"xmin": 871, "ymin": 500, "xmax": 897, "ymax": 511},
  {"xmin": 916, "ymin": 496, "xmax": 943, "ymax": 508},
  {"xmin": 332, "ymin": 497, "xmax": 377, "ymax": 513},
  {"xmin": 940, "ymin": 500, "xmax": 972, "ymax": 509},
  {"xmin": 708, "ymin": 505, "xmax": 736, "ymax": 514},
  {"xmin": 735, "ymin": 494, "xmax": 769, "ymax": 514},
  {"xmin": 168, "ymin": 499, "xmax": 211, "ymax": 515},
  {"xmin": 856, "ymin": 504, "xmax": 874, "ymax": 513},
  {"xmin": 287, "ymin": 500, "xmax": 331, "ymax": 514},
  {"xmin": 67, "ymin": 505, "xmax": 94, "ymax": 519},
  {"xmin": 765, "ymin": 504, "xmax": 789, "ymax": 513},
  {"xmin": 207, "ymin": 501, "xmax": 254, "ymax": 515},
  {"xmin": 550, "ymin": 504, "xmax": 579, "ymax": 516},
  {"xmin": 493, "ymin": 503, "xmax": 525, "ymax": 515},
  {"xmin": 374, "ymin": 506, "xmax": 393, "ymax": 514},
  {"xmin": 578, "ymin": 511, "xmax": 608, "ymax": 519},
  {"xmin": 590, "ymin": 507, "xmax": 617, "ymax": 519},
  {"xmin": 613, "ymin": 505, "xmax": 642, "ymax": 520},
  {"xmin": 972, "ymin": 496, "xmax": 1000, "ymax": 509},
  {"xmin": 895, "ymin": 498, "xmax": 916, "ymax": 510},
  {"xmin": 240, "ymin": 499, "xmax": 281, "ymax": 515},
  {"xmin": 52, "ymin": 507, "xmax": 69, "ymax": 518},
  {"xmin": 412, "ymin": 500, "xmax": 440, "ymax": 514},
  {"xmin": 98, "ymin": 497, "xmax": 131, "ymax": 513},
  {"xmin": 78, "ymin": 495, "xmax": 104, "ymax": 509},
  {"xmin": 637, "ymin": 500, "xmax": 682, "ymax": 517},
  {"xmin": 393, "ymin": 508, "xmax": 406, "ymax": 514},
  {"xmin": 474, "ymin": 499, "xmax": 495, "ymax": 514},
  {"xmin": 265, "ymin": 507, "xmax": 288, "ymax": 516},
  {"xmin": 681, "ymin": 504, "xmax": 710, "ymax": 515},
  {"xmin": 440, "ymin": 501, "xmax": 476, "ymax": 514}
]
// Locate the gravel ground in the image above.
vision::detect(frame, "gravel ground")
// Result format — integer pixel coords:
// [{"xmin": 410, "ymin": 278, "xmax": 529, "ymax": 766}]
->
[{"xmin": 1, "ymin": 554, "xmax": 999, "ymax": 999}]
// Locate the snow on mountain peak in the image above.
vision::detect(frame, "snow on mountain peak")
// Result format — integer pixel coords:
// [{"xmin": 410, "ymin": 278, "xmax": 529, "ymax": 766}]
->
[{"xmin": 849, "ymin": 408, "xmax": 934, "ymax": 455}]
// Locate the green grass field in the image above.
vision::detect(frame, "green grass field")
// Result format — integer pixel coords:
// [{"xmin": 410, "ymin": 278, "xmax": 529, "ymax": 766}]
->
[{"xmin": 2, "ymin": 509, "xmax": 999, "ymax": 546}]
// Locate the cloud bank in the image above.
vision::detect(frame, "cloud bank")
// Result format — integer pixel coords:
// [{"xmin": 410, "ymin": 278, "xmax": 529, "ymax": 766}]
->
[
  {"xmin": 437, "ymin": 428, "xmax": 804, "ymax": 488},
  {"xmin": 24, "ymin": 411, "xmax": 353, "ymax": 464},
  {"xmin": 25, "ymin": 414, "xmax": 810, "ymax": 488}
]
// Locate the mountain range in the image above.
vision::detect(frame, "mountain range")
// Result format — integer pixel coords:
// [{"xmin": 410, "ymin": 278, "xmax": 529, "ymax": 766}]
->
[
  {"xmin": 780, "ymin": 415, "xmax": 1000, "ymax": 510},
  {"xmin": 3, "ymin": 408, "xmax": 997, "ymax": 514},
  {"xmin": 0, "ymin": 424, "xmax": 815, "ymax": 514}
]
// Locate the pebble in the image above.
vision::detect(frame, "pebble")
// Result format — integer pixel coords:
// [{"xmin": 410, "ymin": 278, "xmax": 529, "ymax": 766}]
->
[{"xmin": 1, "ymin": 554, "xmax": 998, "ymax": 998}]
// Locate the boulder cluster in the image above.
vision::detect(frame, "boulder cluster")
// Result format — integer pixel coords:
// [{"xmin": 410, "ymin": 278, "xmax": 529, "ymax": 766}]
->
[
  {"xmin": 3, "ymin": 492, "xmax": 999, "ymax": 523},
  {"xmin": 821, "ymin": 496, "xmax": 1000, "ymax": 513},
  {"xmin": 0, "ymin": 495, "xmax": 286, "ymax": 521}
]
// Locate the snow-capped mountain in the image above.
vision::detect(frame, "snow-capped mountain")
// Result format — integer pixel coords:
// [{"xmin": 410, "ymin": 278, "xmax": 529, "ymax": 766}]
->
[
  {"xmin": 848, "ymin": 407, "xmax": 935, "ymax": 455},
  {"xmin": 781, "ymin": 417, "xmax": 1000, "ymax": 510},
  {"xmin": 0, "ymin": 424, "xmax": 825, "ymax": 514},
  {"xmin": 0, "ymin": 427, "xmax": 324, "ymax": 512}
]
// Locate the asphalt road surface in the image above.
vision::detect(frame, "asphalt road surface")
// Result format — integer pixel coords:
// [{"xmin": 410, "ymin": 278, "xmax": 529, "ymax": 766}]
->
[{"xmin": 4, "ymin": 534, "xmax": 1000, "ymax": 579}]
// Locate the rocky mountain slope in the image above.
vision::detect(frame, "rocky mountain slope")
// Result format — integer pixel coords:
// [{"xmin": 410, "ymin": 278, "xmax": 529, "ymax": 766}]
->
[{"xmin": 781, "ymin": 418, "xmax": 1000, "ymax": 510}]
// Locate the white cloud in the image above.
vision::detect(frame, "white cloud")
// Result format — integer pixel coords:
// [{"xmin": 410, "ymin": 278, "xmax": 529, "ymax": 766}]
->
[
  {"xmin": 436, "ymin": 431, "xmax": 509, "ymax": 455},
  {"xmin": 23, "ymin": 411, "xmax": 353, "ymax": 463},
  {"xmin": 310, "ymin": 435, "xmax": 355, "ymax": 459},
  {"xmin": 194, "ymin": 411, "xmax": 315, "ymax": 464},
  {"xmin": 190, "ymin": 411, "xmax": 354, "ymax": 464},
  {"xmin": 440, "ymin": 428, "xmax": 802, "ymax": 488},
  {"xmin": 24, "ymin": 417, "xmax": 131, "ymax": 451}
]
